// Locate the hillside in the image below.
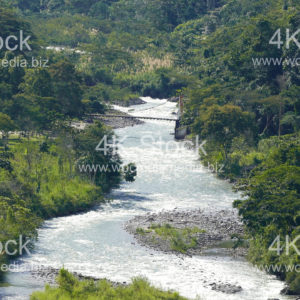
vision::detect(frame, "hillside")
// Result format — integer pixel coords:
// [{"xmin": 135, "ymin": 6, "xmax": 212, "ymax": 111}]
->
[{"xmin": 0, "ymin": 0, "xmax": 300, "ymax": 296}]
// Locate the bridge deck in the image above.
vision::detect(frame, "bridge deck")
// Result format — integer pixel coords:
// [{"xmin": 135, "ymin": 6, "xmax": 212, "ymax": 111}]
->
[{"xmin": 89, "ymin": 114, "xmax": 177, "ymax": 122}]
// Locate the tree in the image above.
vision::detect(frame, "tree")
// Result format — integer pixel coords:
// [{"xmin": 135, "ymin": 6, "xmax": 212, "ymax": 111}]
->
[
  {"xmin": 194, "ymin": 104, "xmax": 254, "ymax": 158},
  {"xmin": 235, "ymin": 165, "xmax": 300, "ymax": 233},
  {"xmin": 124, "ymin": 163, "xmax": 137, "ymax": 182},
  {"xmin": 227, "ymin": 17, "xmax": 283, "ymax": 89},
  {"xmin": 49, "ymin": 61, "xmax": 84, "ymax": 118},
  {"xmin": 74, "ymin": 122, "xmax": 122, "ymax": 191},
  {"xmin": 21, "ymin": 68, "xmax": 53, "ymax": 97},
  {"xmin": 0, "ymin": 113, "xmax": 16, "ymax": 134},
  {"xmin": 0, "ymin": 113, "xmax": 16, "ymax": 146},
  {"xmin": 66, "ymin": 0, "xmax": 98, "ymax": 13}
]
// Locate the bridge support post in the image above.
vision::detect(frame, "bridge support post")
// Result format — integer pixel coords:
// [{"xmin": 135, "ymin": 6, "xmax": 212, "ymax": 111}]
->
[{"xmin": 174, "ymin": 96, "xmax": 187, "ymax": 139}]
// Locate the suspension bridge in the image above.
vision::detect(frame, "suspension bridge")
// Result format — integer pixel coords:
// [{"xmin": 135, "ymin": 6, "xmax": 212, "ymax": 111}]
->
[
  {"xmin": 87, "ymin": 96, "xmax": 187, "ymax": 139},
  {"xmin": 88, "ymin": 114, "xmax": 178, "ymax": 122}
]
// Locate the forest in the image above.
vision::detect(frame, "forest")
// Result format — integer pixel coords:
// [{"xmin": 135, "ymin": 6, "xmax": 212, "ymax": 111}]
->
[{"xmin": 0, "ymin": 0, "xmax": 299, "ymax": 297}]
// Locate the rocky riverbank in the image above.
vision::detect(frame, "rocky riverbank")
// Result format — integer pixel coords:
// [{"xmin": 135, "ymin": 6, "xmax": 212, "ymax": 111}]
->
[
  {"xmin": 97, "ymin": 111, "xmax": 144, "ymax": 129},
  {"xmin": 125, "ymin": 209, "xmax": 246, "ymax": 257},
  {"xmin": 167, "ymin": 96, "xmax": 180, "ymax": 102},
  {"xmin": 124, "ymin": 209, "xmax": 248, "ymax": 295},
  {"xmin": 31, "ymin": 265, "xmax": 245, "ymax": 295},
  {"xmin": 30, "ymin": 266, "xmax": 127, "ymax": 287},
  {"xmin": 83, "ymin": 109, "xmax": 144, "ymax": 129}
]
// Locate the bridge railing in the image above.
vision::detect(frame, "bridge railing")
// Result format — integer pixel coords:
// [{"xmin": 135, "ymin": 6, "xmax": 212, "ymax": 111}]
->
[{"xmin": 88, "ymin": 114, "xmax": 178, "ymax": 122}]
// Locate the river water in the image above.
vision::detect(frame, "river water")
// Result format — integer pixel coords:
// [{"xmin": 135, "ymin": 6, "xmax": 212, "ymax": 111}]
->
[{"xmin": 0, "ymin": 98, "xmax": 294, "ymax": 300}]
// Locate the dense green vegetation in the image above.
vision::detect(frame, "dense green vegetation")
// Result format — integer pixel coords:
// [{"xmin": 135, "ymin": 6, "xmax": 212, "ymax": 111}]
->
[
  {"xmin": 137, "ymin": 224, "xmax": 205, "ymax": 253},
  {"xmin": 150, "ymin": 224, "xmax": 205, "ymax": 253},
  {"xmin": 0, "ymin": 3, "xmax": 139, "ymax": 283},
  {"xmin": 167, "ymin": 0, "xmax": 300, "ymax": 293},
  {"xmin": 0, "ymin": 0, "xmax": 300, "ymax": 296},
  {"xmin": 172, "ymin": 1, "xmax": 300, "ymax": 293},
  {"xmin": 0, "ymin": 121, "xmax": 129, "ymax": 277},
  {"xmin": 30, "ymin": 269, "xmax": 188, "ymax": 300}
]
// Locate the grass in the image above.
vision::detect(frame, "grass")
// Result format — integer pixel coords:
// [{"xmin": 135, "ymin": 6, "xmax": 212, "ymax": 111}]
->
[
  {"xmin": 136, "ymin": 223, "xmax": 206, "ymax": 254},
  {"xmin": 136, "ymin": 227, "xmax": 152, "ymax": 235},
  {"xmin": 9, "ymin": 140, "xmax": 102, "ymax": 217},
  {"xmin": 30, "ymin": 269, "xmax": 188, "ymax": 300},
  {"xmin": 0, "ymin": 137, "xmax": 104, "ymax": 276}
]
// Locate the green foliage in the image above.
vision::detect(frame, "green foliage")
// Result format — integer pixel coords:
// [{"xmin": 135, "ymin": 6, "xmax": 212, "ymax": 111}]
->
[
  {"xmin": 114, "ymin": 68, "xmax": 190, "ymax": 98},
  {"xmin": 0, "ymin": 195, "xmax": 41, "ymax": 248},
  {"xmin": 31, "ymin": 269, "xmax": 188, "ymax": 300},
  {"xmin": 167, "ymin": 0, "xmax": 300, "ymax": 292},
  {"xmin": 149, "ymin": 224, "xmax": 205, "ymax": 253},
  {"xmin": 124, "ymin": 163, "xmax": 137, "ymax": 182},
  {"xmin": 0, "ymin": 113, "xmax": 16, "ymax": 134},
  {"xmin": 49, "ymin": 61, "xmax": 84, "ymax": 117},
  {"xmin": 232, "ymin": 135, "xmax": 300, "ymax": 293},
  {"xmin": 194, "ymin": 104, "xmax": 255, "ymax": 158},
  {"xmin": 0, "ymin": 5, "xmax": 37, "ymax": 56},
  {"xmin": 84, "ymin": 83, "xmax": 138, "ymax": 106},
  {"xmin": 0, "ymin": 122, "xmax": 123, "ymax": 277},
  {"xmin": 2, "ymin": 136, "xmax": 103, "ymax": 218},
  {"xmin": 136, "ymin": 227, "xmax": 152, "ymax": 235},
  {"xmin": 2, "ymin": 0, "xmax": 300, "ymax": 294},
  {"xmin": 74, "ymin": 122, "xmax": 122, "ymax": 191},
  {"xmin": 234, "ymin": 165, "xmax": 300, "ymax": 234}
]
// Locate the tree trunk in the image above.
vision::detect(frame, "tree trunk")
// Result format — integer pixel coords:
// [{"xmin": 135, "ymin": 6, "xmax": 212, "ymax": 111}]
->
[{"xmin": 278, "ymin": 102, "xmax": 283, "ymax": 137}]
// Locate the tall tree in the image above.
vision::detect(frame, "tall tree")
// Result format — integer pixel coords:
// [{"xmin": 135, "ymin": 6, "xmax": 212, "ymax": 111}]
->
[{"xmin": 49, "ymin": 61, "xmax": 84, "ymax": 118}]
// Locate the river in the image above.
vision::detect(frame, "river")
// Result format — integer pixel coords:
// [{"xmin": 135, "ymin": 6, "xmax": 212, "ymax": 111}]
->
[{"xmin": 0, "ymin": 98, "xmax": 294, "ymax": 300}]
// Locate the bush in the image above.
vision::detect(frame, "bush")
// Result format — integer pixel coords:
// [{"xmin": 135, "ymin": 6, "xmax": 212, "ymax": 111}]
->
[{"xmin": 31, "ymin": 269, "xmax": 188, "ymax": 300}]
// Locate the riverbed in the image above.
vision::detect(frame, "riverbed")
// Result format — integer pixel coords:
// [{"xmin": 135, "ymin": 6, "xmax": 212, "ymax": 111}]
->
[{"xmin": 0, "ymin": 98, "xmax": 294, "ymax": 300}]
